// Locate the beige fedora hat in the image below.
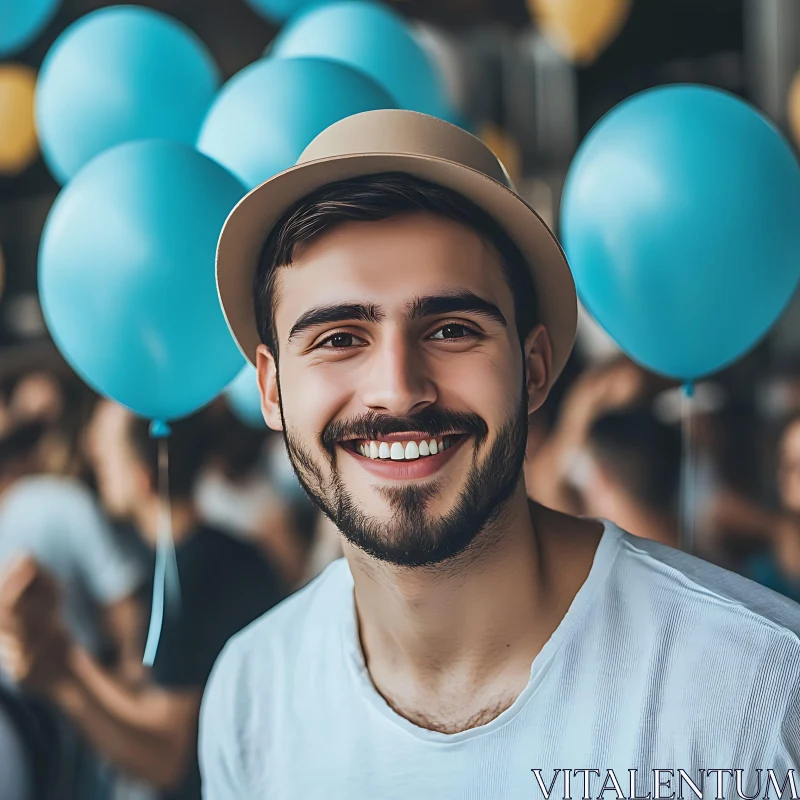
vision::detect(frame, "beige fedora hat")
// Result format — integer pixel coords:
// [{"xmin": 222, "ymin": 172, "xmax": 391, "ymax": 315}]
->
[{"xmin": 216, "ymin": 109, "xmax": 577, "ymax": 387}]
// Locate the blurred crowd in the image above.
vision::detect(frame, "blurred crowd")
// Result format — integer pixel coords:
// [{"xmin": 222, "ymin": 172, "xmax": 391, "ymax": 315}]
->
[
  {"xmin": 0, "ymin": 345, "xmax": 336, "ymax": 800},
  {"xmin": 0, "ymin": 343, "xmax": 798, "ymax": 798}
]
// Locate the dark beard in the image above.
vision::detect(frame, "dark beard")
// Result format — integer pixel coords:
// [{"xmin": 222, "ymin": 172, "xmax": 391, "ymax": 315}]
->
[{"xmin": 280, "ymin": 386, "xmax": 529, "ymax": 568}]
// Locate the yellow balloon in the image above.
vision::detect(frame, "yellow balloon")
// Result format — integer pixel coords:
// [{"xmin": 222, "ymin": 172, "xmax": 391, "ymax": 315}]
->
[
  {"xmin": 528, "ymin": 0, "xmax": 631, "ymax": 64},
  {"xmin": 0, "ymin": 64, "xmax": 39, "ymax": 176},
  {"xmin": 789, "ymin": 71, "xmax": 800, "ymax": 150},
  {"xmin": 479, "ymin": 123, "xmax": 522, "ymax": 187}
]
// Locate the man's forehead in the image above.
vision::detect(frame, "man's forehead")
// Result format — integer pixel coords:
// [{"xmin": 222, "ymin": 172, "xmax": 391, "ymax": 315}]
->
[
  {"xmin": 272, "ymin": 216, "xmax": 510, "ymax": 328},
  {"xmin": 276, "ymin": 278, "xmax": 509, "ymax": 338}
]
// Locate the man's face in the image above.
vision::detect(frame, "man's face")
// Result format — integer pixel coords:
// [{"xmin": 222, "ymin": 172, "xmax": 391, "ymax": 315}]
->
[{"xmin": 258, "ymin": 212, "xmax": 550, "ymax": 567}]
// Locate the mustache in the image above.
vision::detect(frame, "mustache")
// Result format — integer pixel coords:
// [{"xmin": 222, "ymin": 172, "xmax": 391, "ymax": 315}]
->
[{"xmin": 321, "ymin": 408, "xmax": 488, "ymax": 453}]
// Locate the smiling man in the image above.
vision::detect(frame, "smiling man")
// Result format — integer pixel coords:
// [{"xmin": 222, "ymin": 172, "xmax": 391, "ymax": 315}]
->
[{"xmin": 201, "ymin": 110, "xmax": 800, "ymax": 798}]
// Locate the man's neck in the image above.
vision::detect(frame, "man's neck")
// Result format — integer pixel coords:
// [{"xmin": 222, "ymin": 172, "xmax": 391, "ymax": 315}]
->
[{"xmin": 342, "ymin": 488, "xmax": 603, "ymax": 733}]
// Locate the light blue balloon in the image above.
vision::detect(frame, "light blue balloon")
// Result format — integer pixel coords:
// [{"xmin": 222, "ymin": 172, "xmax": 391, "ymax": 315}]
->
[
  {"xmin": 198, "ymin": 57, "xmax": 396, "ymax": 189},
  {"xmin": 438, "ymin": 108, "xmax": 477, "ymax": 136},
  {"xmin": 561, "ymin": 85, "xmax": 800, "ymax": 381},
  {"xmin": 36, "ymin": 6, "xmax": 219, "ymax": 184},
  {"xmin": 270, "ymin": 1, "xmax": 449, "ymax": 118},
  {"xmin": 244, "ymin": 0, "xmax": 332, "ymax": 24},
  {"xmin": 0, "ymin": 0, "xmax": 60, "ymax": 57},
  {"xmin": 39, "ymin": 140, "xmax": 246, "ymax": 421},
  {"xmin": 226, "ymin": 365, "xmax": 265, "ymax": 428}
]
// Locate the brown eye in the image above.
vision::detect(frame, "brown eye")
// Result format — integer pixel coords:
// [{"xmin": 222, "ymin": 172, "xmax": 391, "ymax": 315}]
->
[
  {"xmin": 321, "ymin": 332, "xmax": 358, "ymax": 348},
  {"xmin": 430, "ymin": 324, "xmax": 474, "ymax": 340}
]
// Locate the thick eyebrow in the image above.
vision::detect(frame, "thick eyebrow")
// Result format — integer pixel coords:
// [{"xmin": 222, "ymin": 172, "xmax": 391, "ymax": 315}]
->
[
  {"xmin": 287, "ymin": 303, "xmax": 384, "ymax": 343},
  {"xmin": 406, "ymin": 291, "xmax": 507, "ymax": 328},
  {"xmin": 286, "ymin": 291, "xmax": 506, "ymax": 345}
]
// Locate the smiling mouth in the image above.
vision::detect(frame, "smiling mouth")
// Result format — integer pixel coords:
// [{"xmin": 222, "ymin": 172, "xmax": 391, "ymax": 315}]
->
[{"xmin": 341, "ymin": 434, "xmax": 464, "ymax": 462}]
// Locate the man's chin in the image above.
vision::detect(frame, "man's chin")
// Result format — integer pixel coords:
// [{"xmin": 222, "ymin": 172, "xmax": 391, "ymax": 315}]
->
[
  {"xmin": 334, "ymin": 504, "xmax": 479, "ymax": 568},
  {"xmin": 361, "ymin": 479, "xmax": 449, "ymax": 516}
]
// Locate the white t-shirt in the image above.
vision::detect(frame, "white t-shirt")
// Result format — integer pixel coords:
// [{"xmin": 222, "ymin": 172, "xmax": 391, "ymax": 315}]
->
[
  {"xmin": 0, "ymin": 475, "xmax": 143, "ymax": 656},
  {"xmin": 199, "ymin": 520, "xmax": 800, "ymax": 799}
]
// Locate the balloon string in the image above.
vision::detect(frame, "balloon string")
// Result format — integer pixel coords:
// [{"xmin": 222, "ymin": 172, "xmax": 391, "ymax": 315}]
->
[
  {"xmin": 143, "ymin": 430, "xmax": 181, "ymax": 667},
  {"xmin": 678, "ymin": 381, "xmax": 696, "ymax": 554}
]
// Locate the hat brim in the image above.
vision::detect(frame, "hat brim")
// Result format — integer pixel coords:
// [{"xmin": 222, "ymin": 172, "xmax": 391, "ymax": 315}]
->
[{"xmin": 216, "ymin": 152, "xmax": 577, "ymax": 387}]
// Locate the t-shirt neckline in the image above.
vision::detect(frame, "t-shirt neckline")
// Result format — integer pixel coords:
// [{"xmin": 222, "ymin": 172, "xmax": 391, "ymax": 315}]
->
[{"xmin": 339, "ymin": 519, "xmax": 623, "ymax": 743}]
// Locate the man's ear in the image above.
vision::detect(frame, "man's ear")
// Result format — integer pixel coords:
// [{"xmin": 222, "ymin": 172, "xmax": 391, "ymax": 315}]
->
[
  {"xmin": 523, "ymin": 324, "xmax": 553, "ymax": 416},
  {"xmin": 256, "ymin": 344, "xmax": 283, "ymax": 431}
]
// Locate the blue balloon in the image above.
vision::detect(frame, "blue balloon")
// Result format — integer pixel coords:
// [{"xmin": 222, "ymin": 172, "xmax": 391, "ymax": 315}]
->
[
  {"xmin": 561, "ymin": 85, "xmax": 800, "ymax": 381},
  {"xmin": 36, "ymin": 6, "xmax": 219, "ymax": 183},
  {"xmin": 0, "ymin": 0, "xmax": 60, "ymax": 57},
  {"xmin": 226, "ymin": 365, "xmax": 265, "ymax": 428},
  {"xmin": 438, "ymin": 108, "xmax": 477, "ymax": 136},
  {"xmin": 270, "ymin": 1, "xmax": 449, "ymax": 118},
  {"xmin": 198, "ymin": 57, "xmax": 396, "ymax": 189},
  {"xmin": 39, "ymin": 140, "xmax": 246, "ymax": 421},
  {"xmin": 244, "ymin": 0, "xmax": 332, "ymax": 24}
]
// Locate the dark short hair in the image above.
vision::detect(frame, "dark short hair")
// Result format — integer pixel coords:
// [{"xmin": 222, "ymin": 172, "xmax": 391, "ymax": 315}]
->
[
  {"xmin": 0, "ymin": 422, "xmax": 46, "ymax": 478},
  {"xmin": 588, "ymin": 409, "xmax": 682, "ymax": 514},
  {"xmin": 253, "ymin": 172, "xmax": 539, "ymax": 357},
  {"xmin": 127, "ymin": 410, "xmax": 215, "ymax": 500}
]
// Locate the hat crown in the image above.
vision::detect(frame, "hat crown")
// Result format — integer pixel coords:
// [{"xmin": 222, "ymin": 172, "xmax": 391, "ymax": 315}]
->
[{"xmin": 298, "ymin": 109, "xmax": 512, "ymax": 188}]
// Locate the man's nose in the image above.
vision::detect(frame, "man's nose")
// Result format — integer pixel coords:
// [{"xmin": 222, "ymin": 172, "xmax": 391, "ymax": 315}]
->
[{"xmin": 359, "ymin": 334, "xmax": 436, "ymax": 417}]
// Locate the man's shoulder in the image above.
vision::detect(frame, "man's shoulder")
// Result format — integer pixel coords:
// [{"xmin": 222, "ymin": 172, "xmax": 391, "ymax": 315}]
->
[
  {"xmin": 200, "ymin": 555, "xmax": 351, "ymax": 760},
  {"xmin": 613, "ymin": 524, "xmax": 800, "ymax": 642},
  {"xmin": 212, "ymin": 556, "xmax": 351, "ymax": 669}
]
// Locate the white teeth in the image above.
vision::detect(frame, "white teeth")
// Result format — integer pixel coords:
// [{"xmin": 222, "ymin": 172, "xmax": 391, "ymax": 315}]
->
[
  {"xmin": 390, "ymin": 442, "xmax": 406, "ymax": 461},
  {"xmin": 358, "ymin": 437, "xmax": 456, "ymax": 461},
  {"xmin": 390, "ymin": 442, "xmax": 405, "ymax": 460}
]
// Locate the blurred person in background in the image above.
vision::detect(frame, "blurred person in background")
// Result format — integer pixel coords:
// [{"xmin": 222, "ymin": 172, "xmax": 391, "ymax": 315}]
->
[
  {"xmin": 0, "ymin": 420, "xmax": 143, "ymax": 670},
  {"xmin": 0, "ymin": 690, "xmax": 33, "ymax": 800},
  {"xmin": 0, "ymin": 417, "xmax": 146, "ymax": 799},
  {"xmin": 0, "ymin": 350, "xmax": 98, "ymax": 480},
  {"xmin": 524, "ymin": 358, "xmax": 647, "ymax": 513},
  {"xmin": 195, "ymin": 402, "xmax": 312, "ymax": 589},
  {"xmin": 0, "ymin": 400, "xmax": 285, "ymax": 800},
  {"xmin": 743, "ymin": 415, "xmax": 800, "ymax": 604},
  {"xmin": 262, "ymin": 433, "xmax": 344, "ymax": 587},
  {"xmin": 578, "ymin": 409, "xmax": 681, "ymax": 548},
  {"xmin": 8, "ymin": 370, "xmax": 80, "ymax": 477},
  {"xmin": 525, "ymin": 357, "xmax": 784, "ymax": 563},
  {"xmin": 196, "ymin": 398, "xmax": 343, "ymax": 591}
]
